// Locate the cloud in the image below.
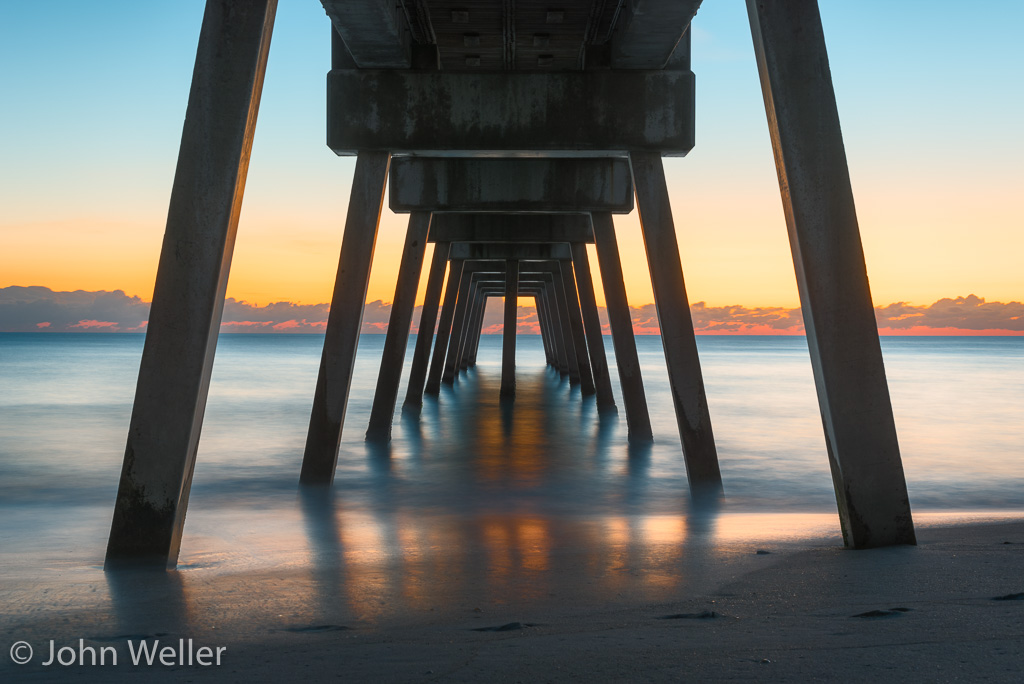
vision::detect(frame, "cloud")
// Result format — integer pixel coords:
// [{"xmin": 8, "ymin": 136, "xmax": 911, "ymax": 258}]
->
[
  {"xmin": 875, "ymin": 295, "xmax": 1024, "ymax": 334},
  {"xmin": 0, "ymin": 286, "xmax": 150, "ymax": 332},
  {"xmin": 2, "ymin": 287, "xmax": 1022, "ymax": 335}
]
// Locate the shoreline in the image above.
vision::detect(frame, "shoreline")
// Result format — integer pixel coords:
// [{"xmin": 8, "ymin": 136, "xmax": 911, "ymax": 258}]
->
[{"xmin": 3, "ymin": 517, "xmax": 1023, "ymax": 681}]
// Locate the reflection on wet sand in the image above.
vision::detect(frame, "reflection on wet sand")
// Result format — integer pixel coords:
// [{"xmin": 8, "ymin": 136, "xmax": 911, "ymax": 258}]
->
[
  {"xmin": 284, "ymin": 368, "xmax": 734, "ymax": 625},
  {"xmin": 8, "ymin": 367, "xmax": 845, "ymax": 642}
]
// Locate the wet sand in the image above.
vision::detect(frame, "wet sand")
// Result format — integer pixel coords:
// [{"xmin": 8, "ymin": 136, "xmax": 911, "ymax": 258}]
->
[
  {"xmin": 3, "ymin": 359, "xmax": 1023, "ymax": 681},
  {"xmin": 3, "ymin": 517, "xmax": 1023, "ymax": 682}
]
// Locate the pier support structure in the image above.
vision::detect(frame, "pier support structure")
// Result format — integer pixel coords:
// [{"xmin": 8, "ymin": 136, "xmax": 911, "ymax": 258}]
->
[
  {"xmin": 746, "ymin": 0, "xmax": 915, "ymax": 546},
  {"xmin": 108, "ymin": 0, "xmax": 916, "ymax": 567},
  {"xmin": 105, "ymin": 0, "xmax": 277, "ymax": 568}
]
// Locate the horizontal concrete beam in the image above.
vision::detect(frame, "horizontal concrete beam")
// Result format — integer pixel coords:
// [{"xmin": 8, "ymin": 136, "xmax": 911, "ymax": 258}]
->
[
  {"xmin": 452, "ymin": 243, "xmax": 572, "ymax": 261},
  {"xmin": 611, "ymin": 1, "xmax": 701, "ymax": 69},
  {"xmin": 321, "ymin": 1, "xmax": 409, "ymax": 68},
  {"xmin": 329, "ymin": 70, "xmax": 695, "ymax": 156},
  {"xmin": 463, "ymin": 260, "xmax": 560, "ymax": 275},
  {"xmin": 391, "ymin": 158, "xmax": 633, "ymax": 214},
  {"xmin": 428, "ymin": 214, "xmax": 594, "ymax": 243}
]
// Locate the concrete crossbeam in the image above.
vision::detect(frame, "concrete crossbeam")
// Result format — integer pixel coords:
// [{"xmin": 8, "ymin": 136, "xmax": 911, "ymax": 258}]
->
[
  {"xmin": 427, "ymin": 214, "xmax": 594, "ymax": 243},
  {"xmin": 390, "ymin": 158, "xmax": 633, "ymax": 214},
  {"xmin": 611, "ymin": 2, "xmax": 700, "ymax": 69},
  {"xmin": 449, "ymin": 243, "xmax": 573, "ymax": 261},
  {"xmin": 329, "ymin": 70, "xmax": 695, "ymax": 156},
  {"xmin": 320, "ymin": 0, "xmax": 409, "ymax": 68}
]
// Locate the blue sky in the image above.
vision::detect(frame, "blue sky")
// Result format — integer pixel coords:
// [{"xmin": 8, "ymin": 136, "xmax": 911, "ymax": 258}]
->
[{"xmin": 1, "ymin": 1, "xmax": 1022, "ymax": 310}]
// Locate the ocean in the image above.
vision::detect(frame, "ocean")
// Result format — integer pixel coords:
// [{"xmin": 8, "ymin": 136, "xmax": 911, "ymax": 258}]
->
[{"xmin": 1, "ymin": 333, "xmax": 1022, "ymax": 575}]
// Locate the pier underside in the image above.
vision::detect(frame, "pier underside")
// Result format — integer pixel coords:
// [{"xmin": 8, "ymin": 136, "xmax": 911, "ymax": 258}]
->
[{"xmin": 106, "ymin": 0, "xmax": 915, "ymax": 569}]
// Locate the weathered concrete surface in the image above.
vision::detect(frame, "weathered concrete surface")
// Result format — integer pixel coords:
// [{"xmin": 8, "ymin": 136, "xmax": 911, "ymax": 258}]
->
[
  {"xmin": 551, "ymin": 267, "xmax": 582, "ymax": 384},
  {"xmin": 631, "ymin": 151, "xmax": 722, "ymax": 497},
  {"xmin": 391, "ymin": 158, "xmax": 633, "ymax": 214},
  {"xmin": 466, "ymin": 289, "xmax": 487, "ymax": 366},
  {"xmin": 427, "ymin": 214, "xmax": 594, "ymax": 243},
  {"xmin": 747, "ymin": 0, "xmax": 915, "ymax": 547},
  {"xmin": 501, "ymin": 260, "xmax": 519, "ymax": 397},
  {"xmin": 301, "ymin": 151, "xmax": 390, "ymax": 484},
  {"xmin": 425, "ymin": 260, "xmax": 463, "ymax": 395},
  {"xmin": 404, "ymin": 242, "xmax": 450, "ymax": 409},
  {"xmin": 560, "ymin": 261, "xmax": 596, "ymax": 395},
  {"xmin": 540, "ymin": 285, "xmax": 570, "ymax": 374},
  {"xmin": 329, "ymin": 71, "xmax": 695, "ymax": 155},
  {"xmin": 366, "ymin": 212, "xmax": 430, "ymax": 442},
  {"xmin": 449, "ymin": 242, "xmax": 572, "ymax": 261},
  {"xmin": 320, "ymin": 0, "xmax": 409, "ymax": 68},
  {"xmin": 105, "ymin": 0, "xmax": 277, "ymax": 569},
  {"xmin": 611, "ymin": 1, "xmax": 700, "ymax": 69},
  {"xmin": 572, "ymin": 243, "xmax": 616, "ymax": 411},
  {"xmin": 442, "ymin": 268, "xmax": 474, "ymax": 384},
  {"xmin": 591, "ymin": 213, "xmax": 652, "ymax": 442}
]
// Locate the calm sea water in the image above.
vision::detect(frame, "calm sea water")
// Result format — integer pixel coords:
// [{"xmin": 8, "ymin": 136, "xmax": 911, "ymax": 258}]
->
[{"xmin": 1, "ymin": 333, "xmax": 1022, "ymax": 571}]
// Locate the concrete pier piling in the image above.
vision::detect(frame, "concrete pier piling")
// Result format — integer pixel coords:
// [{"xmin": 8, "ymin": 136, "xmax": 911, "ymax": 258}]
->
[
  {"xmin": 572, "ymin": 243, "xmax": 616, "ymax": 412},
  {"xmin": 425, "ymin": 259, "xmax": 463, "ymax": 396},
  {"xmin": 301, "ymin": 151, "xmax": 390, "ymax": 484},
  {"xmin": 105, "ymin": 0, "xmax": 278, "ymax": 568},
  {"xmin": 560, "ymin": 261, "xmax": 596, "ymax": 396},
  {"xmin": 404, "ymin": 241, "xmax": 449, "ymax": 410},
  {"xmin": 366, "ymin": 212, "xmax": 431, "ymax": 442},
  {"xmin": 746, "ymin": 0, "xmax": 915, "ymax": 546},
  {"xmin": 107, "ymin": 0, "xmax": 916, "ymax": 566},
  {"xmin": 591, "ymin": 213, "xmax": 653, "ymax": 443},
  {"xmin": 442, "ymin": 268, "xmax": 474, "ymax": 385},
  {"xmin": 631, "ymin": 152, "xmax": 723, "ymax": 496},
  {"xmin": 501, "ymin": 260, "xmax": 519, "ymax": 397}
]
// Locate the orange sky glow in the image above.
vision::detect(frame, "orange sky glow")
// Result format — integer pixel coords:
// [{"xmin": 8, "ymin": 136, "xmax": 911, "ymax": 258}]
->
[{"xmin": 1, "ymin": 2, "xmax": 1021, "ymax": 333}]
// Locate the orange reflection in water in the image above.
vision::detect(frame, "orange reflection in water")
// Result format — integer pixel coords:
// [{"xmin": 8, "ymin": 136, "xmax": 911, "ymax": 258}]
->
[{"xmin": 465, "ymin": 372, "xmax": 550, "ymax": 486}]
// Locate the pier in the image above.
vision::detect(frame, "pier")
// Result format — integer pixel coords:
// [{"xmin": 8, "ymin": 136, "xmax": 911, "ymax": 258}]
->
[{"xmin": 106, "ymin": 0, "xmax": 915, "ymax": 569}]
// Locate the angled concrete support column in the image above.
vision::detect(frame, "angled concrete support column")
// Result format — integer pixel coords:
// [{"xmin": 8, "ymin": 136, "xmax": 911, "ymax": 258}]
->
[
  {"xmin": 572, "ymin": 243, "xmax": 616, "ymax": 412},
  {"xmin": 453, "ymin": 281, "xmax": 476, "ymax": 371},
  {"xmin": 630, "ymin": 151, "xmax": 722, "ymax": 495},
  {"xmin": 301, "ymin": 151, "xmax": 391, "ymax": 484},
  {"xmin": 591, "ymin": 213, "xmax": 653, "ymax": 443},
  {"xmin": 404, "ymin": 241, "xmax": 449, "ymax": 409},
  {"xmin": 535, "ymin": 289, "xmax": 553, "ymax": 365},
  {"xmin": 105, "ymin": 0, "xmax": 277, "ymax": 569},
  {"xmin": 442, "ymin": 267, "xmax": 474, "ymax": 384},
  {"xmin": 468, "ymin": 290, "xmax": 488, "ymax": 366},
  {"xmin": 462, "ymin": 283, "xmax": 481, "ymax": 368},
  {"xmin": 560, "ymin": 261, "xmax": 596, "ymax": 396},
  {"xmin": 536, "ymin": 294, "xmax": 554, "ymax": 365},
  {"xmin": 462, "ymin": 283, "xmax": 483, "ymax": 369},
  {"xmin": 501, "ymin": 260, "xmax": 519, "ymax": 397},
  {"xmin": 747, "ymin": 0, "xmax": 915, "ymax": 547},
  {"xmin": 455, "ymin": 277, "xmax": 480, "ymax": 371},
  {"xmin": 426, "ymin": 260, "xmax": 463, "ymax": 395},
  {"xmin": 552, "ymin": 268, "xmax": 582, "ymax": 385},
  {"xmin": 543, "ymin": 286, "xmax": 570, "ymax": 375},
  {"xmin": 366, "ymin": 212, "xmax": 431, "ymax": 442}
]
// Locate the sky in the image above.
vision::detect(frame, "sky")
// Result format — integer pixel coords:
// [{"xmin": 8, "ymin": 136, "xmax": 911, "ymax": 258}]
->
[{"xmin": 1, "ymin": 1, "xmax": 1022, "ymax": 331}]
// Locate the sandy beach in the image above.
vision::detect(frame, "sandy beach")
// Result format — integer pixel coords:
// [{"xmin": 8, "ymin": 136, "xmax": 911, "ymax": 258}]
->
[{"xmin": 3, "ymin": 516, "xmax": 1022, "ymax": 683}]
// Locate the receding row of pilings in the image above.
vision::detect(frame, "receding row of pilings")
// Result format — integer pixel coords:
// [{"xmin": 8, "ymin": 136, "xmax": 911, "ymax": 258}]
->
[
  {"xmin": 366, "ymin": 238, "xmax": 622, "ymax": 447},
  {"xmin": 105, "ymin": 0, "xmax": 916, "ymax": 570}
]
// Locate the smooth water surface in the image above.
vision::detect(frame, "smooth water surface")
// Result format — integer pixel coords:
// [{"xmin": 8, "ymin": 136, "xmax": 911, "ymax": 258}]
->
[{"xmin": 1, "ymin": 333, "xmax": 1022, "ymax": 576}]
